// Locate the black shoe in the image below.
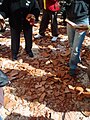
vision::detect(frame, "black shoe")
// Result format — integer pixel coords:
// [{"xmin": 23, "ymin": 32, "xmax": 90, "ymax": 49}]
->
[
  {"xmin": 12, "ymin": 54, "xmax": 17, "ymax": 61},
  {"xmin": 69, "ymin": 68, "xmax": 76, "ymax": 76},
  {"xmin": 28, "ymin": 50, "xmax": 34, "ymax": 57}
]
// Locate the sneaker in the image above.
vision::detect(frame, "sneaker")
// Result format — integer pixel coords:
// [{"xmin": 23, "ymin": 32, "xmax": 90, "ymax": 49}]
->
[
  {"xmin": 51, "ymin": 36, "xmax": 58, "ymax": 42},
  {"xmin": 34, "ymin": 34, "xmax": 43, "ymax": 39},
  {"xmin": 69, "ymin": 68, "xmax": 76, "ymax": 76}
]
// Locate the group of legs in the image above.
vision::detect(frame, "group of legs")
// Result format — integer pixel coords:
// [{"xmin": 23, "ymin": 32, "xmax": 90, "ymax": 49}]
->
[
  {"xmin": 11, "ymin": 27, "xmax": 34, "ymax": 61},
  {"xmin": 34, "ymin": 9, "xmax": 59, "ymax": 42},
  {"xmin": 1, "ymin": 1, "xmax": 90, "ymax": 77}
]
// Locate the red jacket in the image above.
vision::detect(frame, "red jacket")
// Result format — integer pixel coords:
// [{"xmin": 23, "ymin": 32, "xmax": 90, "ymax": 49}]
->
[{"xmin": 43, "ymin": 0, "xmax": 60, "ymax": 12}]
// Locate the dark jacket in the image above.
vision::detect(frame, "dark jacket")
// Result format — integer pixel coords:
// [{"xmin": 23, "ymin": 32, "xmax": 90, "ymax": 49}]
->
[
  {"xmin": 66, "ymin": 0, "xmax": 90, "ymax": 21},
  {"xmin": 0, "ymin": 0, "xmax": 40, "ymax": 30}
]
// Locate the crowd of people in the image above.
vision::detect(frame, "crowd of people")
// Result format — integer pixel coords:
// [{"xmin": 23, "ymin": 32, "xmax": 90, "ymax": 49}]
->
[{"xmin": 0, "ymin": 0, "xmax": 90, "ymax": 119}]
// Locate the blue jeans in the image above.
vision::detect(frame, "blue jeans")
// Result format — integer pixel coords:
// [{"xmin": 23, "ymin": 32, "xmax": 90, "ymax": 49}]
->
[
  {"xmin": 67, "ymin": 17, "xmax": 89, "ymax": 69},
  {"xmin": 0, "ymin": 116, "xmax": 2, "ymax": 120}
]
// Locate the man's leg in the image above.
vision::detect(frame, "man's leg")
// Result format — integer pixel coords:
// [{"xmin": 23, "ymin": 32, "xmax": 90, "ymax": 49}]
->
[
  {"xmin": 67, "ymin": 17, "xmax": 89, "ymax": 76},
  {"xmin": 11, "ymin": 27, "xmax": 20, "ymax": 60},
  {"xmin": 69, "ymin": 31, "xmax": 86, "ymax": 70},
  {"xmin": 51, "ymin": 12, "xmax": 58, "ymax": 37},
  {"xmin": 50, "ymin": 12, "xmax": 58, "ymax": 41},
  {"xmin": 23, "ymin": 27, "xmax": 34, "ymax": 57},
  {"xmin": 67, "ymin": 24, "xmax": 75, "ymax": 50},
  {"xmin": 39, "ymin": 10, "xmax": 50, "ymax": 36}
]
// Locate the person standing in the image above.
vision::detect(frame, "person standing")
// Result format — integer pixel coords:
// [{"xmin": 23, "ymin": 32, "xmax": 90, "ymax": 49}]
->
[
  {"xmin": 0, "ymin": 0, "xmax": 40, "ymax": 61},
  {"xmin": 65, "ymin": 0, "xmax": 90, "ymax": 76},
  {"xmin": 34, "ymin": 0, "xmax": 60, "ymax": 42},
  {"xmin": 76, "ymin": 26, "xmax": 90, "ymax": 79}
]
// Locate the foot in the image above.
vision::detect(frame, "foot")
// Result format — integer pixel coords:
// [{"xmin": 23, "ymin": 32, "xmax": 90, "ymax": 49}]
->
[
  {"xmin": 12, "ymin": 54, "xmax": 17, "ymax": 61},
  {"xmin": 51, "ymin": 36, "xmax": 58, "ymax": 42},
  {"xmin": 28, "ymin": 50, "xmax": 34, "ymax": 57},
  {"xmin": 34, "ymin": 34, "xmax": 43, "ymax": 39},
  {"xmin": 69, "ymin": 68, "xmax": 76, "ymax": 77}
]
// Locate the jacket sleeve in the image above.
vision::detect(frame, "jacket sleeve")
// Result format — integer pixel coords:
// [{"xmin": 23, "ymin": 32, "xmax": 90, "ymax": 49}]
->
[{"xmin": 29, "ymin": 0, "xmax": 40, "ymax": 18}]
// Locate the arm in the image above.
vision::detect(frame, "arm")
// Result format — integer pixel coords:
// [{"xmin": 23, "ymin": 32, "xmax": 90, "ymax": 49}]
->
[
  {"xmin": 29, "ymin": 0, "xmax": 40, "ymax": 19},
  {"xmin": 75, "ymin": 24, "xmax": 90, "ymax": 31},
  {"xmin": 65, "ymin": 18, "xmax": 90, "ymax": 31},
  {"xmin": 26, "ymin": 0, "xmax": 40, "ymax": 26}
]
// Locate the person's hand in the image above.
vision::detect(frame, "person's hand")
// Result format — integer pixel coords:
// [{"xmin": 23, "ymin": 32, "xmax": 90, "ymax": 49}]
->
[
  {"xmin": 75, "ymin": 24, "xmax": 89, "ymax": 31},
  {"xmin": 0, "ymin": 14, "xmax": 6, "ymax": 31},
  {"xmin": 75, "ymin": 24, "xmax": 90, "ymax": 33},
  {"xmin": 26, "ymin": 14, "xmax": 35, "ymax": 26}
]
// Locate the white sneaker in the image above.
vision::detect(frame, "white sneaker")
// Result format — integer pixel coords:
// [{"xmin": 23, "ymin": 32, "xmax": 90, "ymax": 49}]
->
[
  {"xmin": 51, "ymin": 36, "xmax": 58, "ymax": 42},
  {"xmin": 34, "ymin": 34, "xmax": 43, "ymax": 39}
]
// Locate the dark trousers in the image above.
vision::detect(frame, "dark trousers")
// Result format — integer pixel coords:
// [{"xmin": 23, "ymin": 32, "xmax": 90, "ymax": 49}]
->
[
  {"xmin": 11, "ymin": 27, "xmax": 32, "ymax": 55},
  {"xmin": 37, "ymin": 0, "xmax": 43, "ymax": 9},
  {"xmin": 39, "ymin": 9, "xmax": 58, "ymax": 37}
]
